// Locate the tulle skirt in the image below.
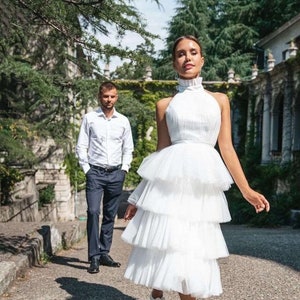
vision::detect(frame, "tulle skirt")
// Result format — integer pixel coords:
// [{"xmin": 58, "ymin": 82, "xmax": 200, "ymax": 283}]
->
[{"xmin": 122, "ymin": 143, "xmax": 233, "ymax": 298}]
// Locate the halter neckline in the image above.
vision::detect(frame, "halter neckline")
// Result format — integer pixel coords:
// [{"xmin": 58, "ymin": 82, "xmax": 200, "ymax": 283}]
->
[{"xmin": 177, "ymin": 77, "xmax": 203, "ymax": 92}]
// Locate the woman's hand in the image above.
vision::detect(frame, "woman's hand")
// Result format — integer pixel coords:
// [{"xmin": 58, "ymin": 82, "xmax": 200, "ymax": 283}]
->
[
  {"xmin": 242, "ymin": 188, "xmax": 270, "ymax": 213},
  {"xmin": 124, "ymin": 204, "xmax": 137, "ymax": 221}
]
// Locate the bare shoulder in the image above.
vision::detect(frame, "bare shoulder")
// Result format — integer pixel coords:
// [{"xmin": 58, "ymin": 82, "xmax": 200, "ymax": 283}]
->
[
  {"xmin": 156, "ymin": 96, "xmax": 173, "ymax": 111},
  {"xmin": 206, "ymin": 90, "xmax": 229, "ymax": 110}
]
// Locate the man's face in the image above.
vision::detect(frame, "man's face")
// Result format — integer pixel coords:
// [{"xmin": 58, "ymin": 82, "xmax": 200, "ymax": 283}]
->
[{"xmin": 99, "ymin": 87, "xmax": 118, "ymax": 110}]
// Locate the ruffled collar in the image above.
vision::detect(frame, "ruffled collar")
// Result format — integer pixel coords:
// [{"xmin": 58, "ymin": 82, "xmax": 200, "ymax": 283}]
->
[{"xmin": 177, "ymin": 77, "xmax": 204, "ymax": 92}]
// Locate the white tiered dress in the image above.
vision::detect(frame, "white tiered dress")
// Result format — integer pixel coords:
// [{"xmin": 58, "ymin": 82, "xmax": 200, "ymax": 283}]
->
[{"xmin": 121, "ymin": 77, "xmax": 233, "ymax": 298}]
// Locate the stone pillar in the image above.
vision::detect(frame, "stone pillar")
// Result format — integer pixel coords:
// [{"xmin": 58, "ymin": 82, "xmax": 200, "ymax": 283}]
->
[
  {"xmin": 54, "ymin": 169, "xmax": 74, "ymax": 221},
  {"xmin": 251, "ymin": 64, "xmax": 258, "ymax": 80},
  {"xmin": 145, "ymin": 66, "xmax": 152, "ymax": 81},
  {"xmin": 234, "ymin": 75, "xmax": 241, "ymax": 83},
  {"xmin": 104, "ymin": 64, "xmax": 110, "ymax": 79},
  {"xmin": 227, "ymin": 68, "xmax": 235, "ymax": 83},
  {"xmin": 231, "ymin": 102, "xmax": 240, "ymax": 148},
  {"xmin": 267, "ymin": 51, "xmax": 275, "ymax": 72},
  {"xmin": 293, "ymin": 103, "xmax": 300, "ymax": 151},
  {"xmin": 282, "ymin": 67, "xmax": 293, "ymax": 163},
  {"xmin": 288, "ymin": 40, "xmax": 298, "ymax": 58},
  {"xmin": 261, "ymin": 79, "xmax": 272, "ymax": 164}
]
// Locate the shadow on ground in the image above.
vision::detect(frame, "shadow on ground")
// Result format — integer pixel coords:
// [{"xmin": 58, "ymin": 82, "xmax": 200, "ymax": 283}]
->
[
  {"xmin": 56, "ymin": 277, "xmax": 135, "ymax": 300},
  {"xmin": 50, "ymin": 254, "xmax": 88, "ymax": 270},
  {"xmin": 221, "ymin": 224, "xmax": 300, "ymax": 271}
]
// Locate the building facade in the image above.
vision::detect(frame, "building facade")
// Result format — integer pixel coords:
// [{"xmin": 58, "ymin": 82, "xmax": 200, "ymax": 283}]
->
[{"xmin": 248, "ymin": 14, "xmax": 300, "ymax": 165}]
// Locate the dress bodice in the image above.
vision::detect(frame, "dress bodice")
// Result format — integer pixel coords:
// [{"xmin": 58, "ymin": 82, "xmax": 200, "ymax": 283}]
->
[{"xmin": 166, "ymin": 77, "xmax": 221, "ymax": 146}]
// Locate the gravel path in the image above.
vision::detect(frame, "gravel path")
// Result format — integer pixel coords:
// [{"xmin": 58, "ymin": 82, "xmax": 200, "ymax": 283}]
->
[{"xmin": 1, "ymin": 222, "xmax": 299, "ymax": 300}]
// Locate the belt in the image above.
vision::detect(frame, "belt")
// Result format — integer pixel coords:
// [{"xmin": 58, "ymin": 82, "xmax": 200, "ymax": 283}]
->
[{"xmin": 90, "ymin": 164, "xmax": 121, "ymax": 172}]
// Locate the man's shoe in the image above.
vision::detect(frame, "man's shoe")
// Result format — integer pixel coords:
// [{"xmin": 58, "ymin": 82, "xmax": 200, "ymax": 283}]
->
[
  {"xmin": 87, "ymin": 257, "xmax": 100, "ymax": 273},
  {"xmin": 150, "ymin": 295, "xmax": 165, "ymax": 300},
  {"xmin": 99, "ymin": 254, "xmax": 121, "ymax": 267}
]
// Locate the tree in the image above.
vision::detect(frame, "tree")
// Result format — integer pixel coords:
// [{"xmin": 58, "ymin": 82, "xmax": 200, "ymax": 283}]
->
[
  {"xmin": 0, "ymin": 0, "xmax": 161, "ymax": 161},
  {"xmin": 154, "ymin": 0, "xmax": 217, "ymax": 80},
  {"xmin": 0, "ymin": 0, "xmax": 162, "ymax": 195},
  {"xmin": 154, "ymin": 0, "xmax": 256, "ymax": 80},
  {"xmin": 153, "ymin": 0, "xmax": 300, "ymax": 80},
  {"xmin": 111, "ymin": 40, "xmax": 156, "ymax": 80},
  {"xmin": 254, "ymin": 0, "xmax": 300, "ymax": 37}
]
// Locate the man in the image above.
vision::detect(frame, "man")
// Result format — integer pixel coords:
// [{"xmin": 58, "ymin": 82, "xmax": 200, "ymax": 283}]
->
[{"xmin": 76, "ymin": 81, "xmax": 134, "ymax": 273}]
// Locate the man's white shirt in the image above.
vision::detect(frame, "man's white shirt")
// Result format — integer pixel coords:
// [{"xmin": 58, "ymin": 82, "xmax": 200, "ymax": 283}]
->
[{"xmin": 76, "ymin": 107, "xmax": 134, "ymax": 174}]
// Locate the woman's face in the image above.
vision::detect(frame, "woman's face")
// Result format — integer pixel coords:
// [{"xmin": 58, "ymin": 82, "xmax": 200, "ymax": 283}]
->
[{"xmin": 173, "ymin": 38, "xmax": 204, "ymax": 79}]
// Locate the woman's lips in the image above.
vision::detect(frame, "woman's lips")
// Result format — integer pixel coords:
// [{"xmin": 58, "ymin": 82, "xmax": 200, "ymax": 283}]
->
[{"xmin": 184, "ymin": 63, "xmax": 194, "ymax": 70}]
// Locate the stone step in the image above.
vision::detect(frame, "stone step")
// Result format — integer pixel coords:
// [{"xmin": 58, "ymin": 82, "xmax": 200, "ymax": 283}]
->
[{"xmin": 0, "ymin": 221, "xmax": 86, "ymax": 296}]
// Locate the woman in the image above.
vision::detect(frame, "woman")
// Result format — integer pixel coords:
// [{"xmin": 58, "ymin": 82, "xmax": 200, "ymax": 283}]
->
[{"xmin": 122, "ymin": 35, "xmax": 270, "ymax": 300}]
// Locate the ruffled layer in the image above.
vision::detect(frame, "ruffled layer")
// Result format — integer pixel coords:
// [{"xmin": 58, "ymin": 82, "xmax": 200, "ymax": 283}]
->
[
  {"xmin": 124, "ymin": 246, "xmax": 223, "ymax": 298},
  {"xmin": 127, "ymin": 179, "xmax": 231, "ymax": 222},
  {"xmin": 122, "ymin": 211, "xmax": 229, "ymax": 258},
  {"xmin": 137, "ymin": 143, "xmax": 233, "ymax": 191},
  {"xmin": 122, "ymin": 141, "xmax": 232, "ymax": 297}
]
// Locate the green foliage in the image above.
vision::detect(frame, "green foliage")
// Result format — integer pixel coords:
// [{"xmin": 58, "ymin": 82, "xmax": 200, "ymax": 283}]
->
[
  {"xmin": 0, "ymin": 119, "xmax": 37, "ymax": 166},
  {"xmin": 40, "ymin": 252, "xmax": 51, "ymax": 264},
  {"xmin": 115, "ymin": 84, "xmax": 159, "ymax": 187},
  {"xmin": 219, "ymin": 80, "xmax": 299, "ymax": 227},
  {"xmin": 0, "ymin": 0, "xmax": 298, "ymax": 229},
  {"xmin": 153, "ymin": 0, "xmax": 299, "ymax": 81},
  {"xmin": 0, "ymin": 0, "xmax": 165, "ymax": 198},
  {"xmin": 227, "ymin": 153, "xmax": 300, "ymax": 227},
  {"xmin": 111, "ymin": 41, "xmax": 156, "ymax": 80},
  {"xmin": 0, "ymin": 0, "xmax": 163, "ymax": 170},
  {"xmin": 253, "ymin": 0, "xmax": 300, "ymax": 37},
  {"xmin": 65, "ymin": 80, "xmax": 171, "ymax": 189},
  {"xmin": 0, "ymin": 165, "xmax": 24, "ymax": 205},
  {"xmin": 63, "ymin": 153, "xmax": 85, "ymax": 192},
  {"xmin": 38, "ymin": 184, "xmax": 55, "ymax": 208},
  {"xmin": 1, "ymin": 59, "xmax": 62, "ymax": 102},
  {"xmin": 0, "ymin": 0, "xmax": 159, "ymax": 66}
]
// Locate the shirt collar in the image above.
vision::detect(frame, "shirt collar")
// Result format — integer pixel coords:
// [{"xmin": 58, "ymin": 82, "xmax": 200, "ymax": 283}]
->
[{"xmin": 96, "ymin": 107, "xmax": 119, "ymax": 118}]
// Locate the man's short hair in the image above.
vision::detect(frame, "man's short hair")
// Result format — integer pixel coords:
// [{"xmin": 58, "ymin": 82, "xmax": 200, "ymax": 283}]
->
[{"xmin": 99, "ymin": 81, "xmax": 118, "ymax": 96}]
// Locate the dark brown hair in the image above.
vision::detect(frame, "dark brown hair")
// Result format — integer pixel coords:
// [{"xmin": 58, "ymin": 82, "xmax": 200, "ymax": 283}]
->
[
  {"xmin": 98, "ymin": 81, "xmax": 118, "ymax": 96},
  {"xmin": 172, "ymin": 35, "xmax": 203, "ymax": 61}
]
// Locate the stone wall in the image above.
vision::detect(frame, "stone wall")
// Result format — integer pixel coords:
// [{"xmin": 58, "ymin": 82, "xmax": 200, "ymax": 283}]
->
[
  {"xmin": 32, "ymin": 138, "xmax": 75, "ymax": 222},
  {"xmin": 0, "ymin": 169, "xmax": 58, "ymax": 222},
  {"xmin": 1, "ymin": 136, "xmax": 75, "ymax": 222},
  {"xmin": 74, "ymin": 190, "xmax": 87, "ymax": 220},
  {"xmin": 35, "ymin": 168, "xmax": 74, "ymax": 221}
]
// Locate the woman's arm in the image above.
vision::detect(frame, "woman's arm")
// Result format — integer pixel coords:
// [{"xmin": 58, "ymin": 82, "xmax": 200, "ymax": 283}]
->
[
  {"xmin": 156, "ymin": 97, "xmax": 172, "ymax": 151},
  {"xmin": 215, "ymin": 92, "xmax": 270, "ymax": 213}
]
